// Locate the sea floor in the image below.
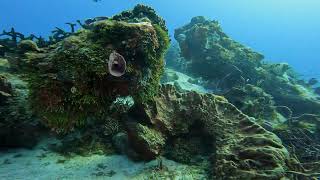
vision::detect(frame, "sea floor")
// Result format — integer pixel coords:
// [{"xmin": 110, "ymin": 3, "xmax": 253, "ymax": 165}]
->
[{"xmin": 0, "ymin": 137, "xmax": 206, "ymax": 180}]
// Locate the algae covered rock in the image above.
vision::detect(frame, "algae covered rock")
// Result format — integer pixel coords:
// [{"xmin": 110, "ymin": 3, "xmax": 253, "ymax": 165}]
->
[
  {"xmin": 175, "ymin": 16, "xmax": 263, "ymax": 85},
  {"xmin": 225, "ymin": 84, "xmax": 281, "ymax": 123},
  {"xmin": 23, "ymin": 5, "xmax": 170, "ymax": 132},
  {"xmin": 0, "ymin": 73, "xmax": 40, "ymax": 149},
  {"xmin": 169, "ymin": 16, "xmax": 320, "ymax": 177},
  {"xmin": 126, "ymin": 84, "xmax": 292, "ymax": 179},
  {"xmin": 273, "ymin": 114, "xmax": 320, "ymax": 177},
  {"xmin": 126, "ymin": 122, "xmax": 166, "ymax": 160},
  {"xmin": 174, "ymin": 16, "xmax": 320, "ymax": 123},
  {"xmin": 0, "ymin": 74, "xmax": 13, "ymax": 102},
  {"xmin": 17, "ymin": 40, "xmax": 41, "ymax": 53},
  {"xmin": 258, "ymin": 63, "xmax": 320, "ymax": 116}
]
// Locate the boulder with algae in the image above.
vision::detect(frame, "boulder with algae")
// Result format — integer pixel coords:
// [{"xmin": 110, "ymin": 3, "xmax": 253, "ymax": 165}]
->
[
  {"xmin": 224, "ymin": 84, "xmax": 283, "ymax": 124},
  {"xmin": 174, "ymin": 16, "xmax": 263, "ymax": 87},
  {"xmin": 21, "ymin": 5, "xmax": 169, "ymax": 133},
  {"xmin": 126, "ymin": 84, "xmax": 293, "ymax": 179},
  {"xmin": 174, "ymin": 16, "xmax": 320, "ymax": 121},
  {"xmin": 0, "ymin": 73, "xmax": 41, "ymax": 148}
]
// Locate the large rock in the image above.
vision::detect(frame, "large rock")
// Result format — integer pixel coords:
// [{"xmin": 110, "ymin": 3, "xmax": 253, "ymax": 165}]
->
[
  {"xmin": 127, "ymin": 84, "xmax": 293, "ymax": 179},
  {"xmin": 23, "ymin": 5, "xmax": 170, "ymax": 133},
  {"xmin": 0, "ymin": 74, "xmax": 41, "ymax": 149},
  {"xmin": 174, "ymin": 16, "xmax": 320, "ymax": 119},
  {"xmin": 174, "ymin": 16, "xmax": 263, "ymax": 86}
]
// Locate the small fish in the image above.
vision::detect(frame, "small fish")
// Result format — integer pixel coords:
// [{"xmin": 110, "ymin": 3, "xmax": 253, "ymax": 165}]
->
[
  {"xmin": 84, "ymin": 18, "xmax": 95, "ymax": 25},
  {"xmin": 94, "ymin": 16, "xmax": 108, "ymax": 21},
  {"xmin": 314, "ymin": 87, "xmax": 320, "ymax": 95},
  {"xmin": 308, "ymin": 78, "xmax": 318, "ymax": 86}
]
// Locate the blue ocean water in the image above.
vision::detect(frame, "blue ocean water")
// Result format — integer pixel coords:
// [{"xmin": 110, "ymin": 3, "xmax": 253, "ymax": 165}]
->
[{"xmin": 1, "ymin": 0, "xmax": 319, "ymax": 79}]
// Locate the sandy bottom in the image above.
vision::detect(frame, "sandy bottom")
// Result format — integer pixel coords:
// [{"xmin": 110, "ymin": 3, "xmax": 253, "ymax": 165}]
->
[{"xmin": 0, "ymin": 138, "xmax": 206, "ymax": 180}]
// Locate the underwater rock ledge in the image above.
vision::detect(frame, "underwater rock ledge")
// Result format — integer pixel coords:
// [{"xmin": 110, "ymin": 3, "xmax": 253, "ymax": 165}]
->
[{"xmin": 127, "ymin": 84, "xmax": 292, "ymax": 179}]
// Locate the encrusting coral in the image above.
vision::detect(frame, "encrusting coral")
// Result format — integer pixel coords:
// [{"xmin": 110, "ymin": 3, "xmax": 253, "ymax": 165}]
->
[{"xmin": 126, "ymin": 84, "xmax": 294, "ymax": 179}]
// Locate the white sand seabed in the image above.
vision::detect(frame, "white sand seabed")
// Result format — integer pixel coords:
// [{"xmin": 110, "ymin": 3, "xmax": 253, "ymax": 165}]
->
[{"xmin": 0, "ymin": 138, "xmax": 194, "ymax": 180}]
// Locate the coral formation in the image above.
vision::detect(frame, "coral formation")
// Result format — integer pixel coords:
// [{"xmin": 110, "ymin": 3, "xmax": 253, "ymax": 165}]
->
[
  {"xmin": 1, "ymin": 4, "xmax": 320, "ymax": 180},
  {"xmin": 126, "ymin": 84, "xmax": 293, "ymax": 179},
  {"xmin": 174, "ymin": 16, "xmax": 320, "ymax": 121},
  {"xmin": 274, "ymin": 115, "xmax": 320, "ymax": 178},
  {"xmin": 171, "ymin": 15, "xmax": 320, "ymax": 178},
  {"xmin": 17, "ymin": 40, "xmax": 41, "ymax": 53},
  {"xmin": 224, "ymin": 84, "xmax": 281, "ymax": 123},
  {"xmin": 174, "ymin": 16, "xmax": 263, "ymax": 87},
  {"xmin": 21, "ymin": 5, "xmax": 169, "ymax": 132},
  {"xmin": 0, "ymin": 73, "xmax": 41, "ymax": 149}
]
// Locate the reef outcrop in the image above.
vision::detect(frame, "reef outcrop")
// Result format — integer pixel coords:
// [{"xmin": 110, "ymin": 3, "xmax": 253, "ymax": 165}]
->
[
  {"xmin": 127, "ymin": 84, "xmax": 292, "ymax": 179},
  {"xmin": 174, "ymin": 16, "xmax": 320, "ymax": 123},
  {"xmin": 169, "ymin": 16, "xmax": 320, "ymax": 178},
  {"xmin": 174, "ymin": 16, "xmax": 263, "ymax": 86},
  {"xmin": 0, "ymin": 73, "xmax": 41, "ymax": 149},
  {"xmin": 21, "ymin": 5, "xmax": 169, "ymax": 132}
]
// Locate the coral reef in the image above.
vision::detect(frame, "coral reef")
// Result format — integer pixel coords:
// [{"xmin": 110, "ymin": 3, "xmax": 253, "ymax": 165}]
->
[
  {"xmin": 0, "ymin": 28, "xmax": 47, "ymax": 58},
  {"xmin": 49, "ymin": 129, "xmax": 116, "ymax": 156},
  {"xmin": 274, "ymin": 114, "xmax": 320, "ymax": 175},
  {"xmin": 224, "ymin": 84, "xmax": 281, "ymax": 124},
  {"xmin": 126, "ymin": 84, "xmax": 293, "ymax": 179},
  {"xmin": 174, "ymin": 16, "xmax": 320, "ymax": 122},
  {"xmin": 0, "ymin": 72, "xmax": 41, "ymax": 149},
  {"xmin": 174, "ymin": 16, "xmax": 263, "ymax": 88},
  {"xmin": 1, "ymin": 5, "xmax": 320, "ymax": 180},
  {"xmin": 21, "ymin": 5, "xmax": 169, "ymax": 133},
  {"xmin": 171, "ymin": 15, "xmax": 320, "ymax": 178}
]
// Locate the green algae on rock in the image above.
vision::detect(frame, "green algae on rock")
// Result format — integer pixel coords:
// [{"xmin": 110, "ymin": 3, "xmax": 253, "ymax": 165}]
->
[
  {"xmin": 126, "ymin": 84, "xmax": 294, "ymax": 179},
  {"xmin": 224, "ymin": 84, "xmax": 282, "ymax": 124},
  {"xmin": 170, "ymin": 16, "xmax": 320, "ymax": 178},
  {"xmin": 22, "ymin": 5, "xmax": 169, "ymax": 133},
  {"xmin": 0, "ymin": 72, "xmax": 41, "ymax": 148},
  {"xmin": 174, "ymin": 16, "xmax": 320, "ymax": 123},
  {"xmin": 174, "ymin": 16, "xmax": 263, "ymax": 85}
]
